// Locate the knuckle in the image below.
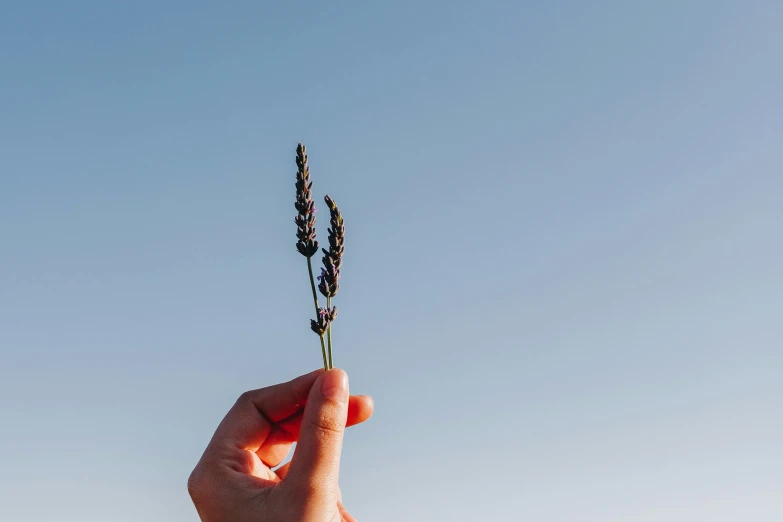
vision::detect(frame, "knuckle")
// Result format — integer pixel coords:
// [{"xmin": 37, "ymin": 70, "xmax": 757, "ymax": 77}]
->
[
  {"xmin": 186, "ymin": 469, "xmax": 203, "ymax": 501},
  {"xmin": 224, "ymin": 446, "xmax": 255, "ymax": 472},
  {"xmin": 307, "ymin": 408, "xmax": 345, "ymax": 437},
  {"xmin": 237, "ymin": 390, "xmax": 253, "ymax": 405}
]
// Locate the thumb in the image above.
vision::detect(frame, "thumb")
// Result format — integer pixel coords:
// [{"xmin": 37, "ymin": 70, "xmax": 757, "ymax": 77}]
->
[{"xmin": 284, "ymin": 368, "xmax": 349, "ymax": 496}]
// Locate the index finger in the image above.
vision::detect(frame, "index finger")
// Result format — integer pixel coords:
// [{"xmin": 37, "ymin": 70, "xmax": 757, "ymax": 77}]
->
[{"xmin": 213, "ymin": 369, "xmax": 323, "ymax": 451}]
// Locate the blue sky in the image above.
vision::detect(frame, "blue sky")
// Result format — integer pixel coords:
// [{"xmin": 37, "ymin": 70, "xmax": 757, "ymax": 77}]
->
[{"xmin": 1, "ymin": 1, "xmax": 782, "ymax": 521}]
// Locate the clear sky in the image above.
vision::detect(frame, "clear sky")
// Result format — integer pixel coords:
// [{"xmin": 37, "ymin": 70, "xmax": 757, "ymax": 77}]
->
[{"xmin": 1, "ymin": 1, "xmax": 782, "ymax": 521}]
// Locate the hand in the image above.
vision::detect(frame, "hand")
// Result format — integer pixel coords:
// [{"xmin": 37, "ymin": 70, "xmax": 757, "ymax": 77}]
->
[{"xmin": 187, "ymin": 369, "xmax": 373, "ymax": 522}]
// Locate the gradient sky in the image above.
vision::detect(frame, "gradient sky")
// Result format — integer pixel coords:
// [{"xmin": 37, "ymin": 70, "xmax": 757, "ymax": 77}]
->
[{"xmin": 1, "ymin": 2, "xmax": 782, "ymax": 521}]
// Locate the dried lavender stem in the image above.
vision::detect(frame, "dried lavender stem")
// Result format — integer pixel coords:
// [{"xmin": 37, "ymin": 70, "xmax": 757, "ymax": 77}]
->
[
  {"xmin": 307, "ymin": 256, "xmax": 329, "ymax": 371},
  {"xmin": 326, "ymin": 296, "xmax": 334, "ymax": 369},
  {"xmin": 319, "ymin": 335, "xmax": 328, "ymax": 371}
]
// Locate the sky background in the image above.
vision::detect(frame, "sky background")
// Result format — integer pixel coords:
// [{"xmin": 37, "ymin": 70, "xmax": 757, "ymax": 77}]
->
[{"xmin": 1, "ymin": 1, "xmax": 782, "ymax": 521}]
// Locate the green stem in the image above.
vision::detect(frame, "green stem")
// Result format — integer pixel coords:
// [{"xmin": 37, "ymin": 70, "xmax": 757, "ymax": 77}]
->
[
  {"xmin": 319, "ymin": 335, "xmax": 328, "ymax": 371},
  {"xmin": 327, "ymin": 296, "xmax": 334, "ymax": 369},
  {"xmin": 307, "ymin": 256, "xmax": 328, "ymax": 371}
]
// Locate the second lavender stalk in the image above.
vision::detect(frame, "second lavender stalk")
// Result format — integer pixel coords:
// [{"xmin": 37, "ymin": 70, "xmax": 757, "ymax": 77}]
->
[{"xmin": 318, "ymin": 194, "xmax": 344, "ymax": 368}]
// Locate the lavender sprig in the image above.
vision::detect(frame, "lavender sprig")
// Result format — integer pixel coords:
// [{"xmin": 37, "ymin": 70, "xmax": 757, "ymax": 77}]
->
[
  {"xmin": 310, "ymin": 306, "xmax": 338, "ymax": 336},
  {"xmin": 294, "ymin": 144, "xmax": 318, "ymax": 258},
  {"xmin": 318, "ymin": 195, "xmax": 345, "ymax": 368},
  {"xmin": 294, "ymin": 143, "xmax": 328, "ymax": 370},
  {"xmin": 324, "ymin": 195, "xmax": 345, "ymax": 272},
  {"xmin": 317, "ymin": 258, "xmax": 340, "ymax": 299}
]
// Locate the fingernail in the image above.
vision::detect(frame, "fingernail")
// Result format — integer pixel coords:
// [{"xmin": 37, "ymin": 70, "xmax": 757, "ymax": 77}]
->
[{"xmin": 321, "ymin": 369, "xmax": 348, "ymax": 402}]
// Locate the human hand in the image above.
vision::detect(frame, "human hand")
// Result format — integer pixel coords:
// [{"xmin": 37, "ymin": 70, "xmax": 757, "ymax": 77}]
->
[{"xmin": 187, "ymin": 369, "xmax": 373, "ymax": 522}]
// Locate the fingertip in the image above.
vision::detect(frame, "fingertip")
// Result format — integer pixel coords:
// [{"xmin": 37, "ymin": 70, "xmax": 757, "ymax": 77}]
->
[
  {"xmin": 320, "ymin": 368, "xmax": 349, "ymax": 402},
  {"xmin": 347, "ymin": 395, "xmax": 374, "ymax": 426},
  {"xmin": 357, "ymin": 395, "xmax": 374, "ymax": 416}
]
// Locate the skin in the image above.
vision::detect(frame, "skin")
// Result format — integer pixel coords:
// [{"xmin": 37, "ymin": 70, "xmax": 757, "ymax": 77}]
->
[{"xmin": 188, "ymin": 369, "xmax": 373, "ymax": 522}]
